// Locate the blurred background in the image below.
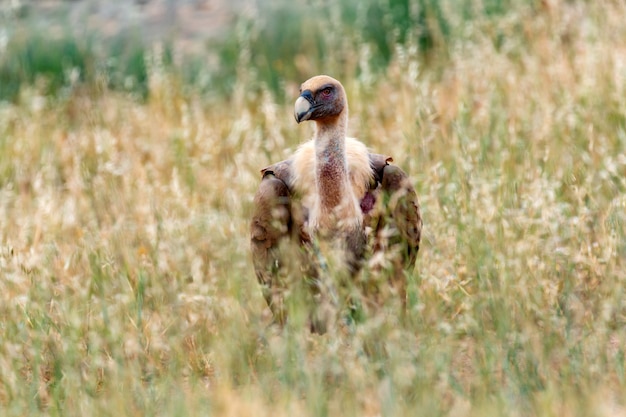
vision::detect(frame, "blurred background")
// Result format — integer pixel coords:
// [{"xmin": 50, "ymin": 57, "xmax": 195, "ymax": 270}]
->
[{"xmin": 0, "ymin": 0, "xmax": 514, "ymax": 101}]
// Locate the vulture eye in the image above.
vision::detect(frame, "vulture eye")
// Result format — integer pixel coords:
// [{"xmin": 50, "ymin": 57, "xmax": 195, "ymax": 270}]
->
[{"xmin": 321, "ymin": 87, "xmax": 332, "ymax": 98}]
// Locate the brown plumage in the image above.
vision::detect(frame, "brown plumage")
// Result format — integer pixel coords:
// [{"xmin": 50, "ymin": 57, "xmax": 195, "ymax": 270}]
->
[{"xmin": 250, "ymin": 75, "xmax": 422, "ymax": 331}]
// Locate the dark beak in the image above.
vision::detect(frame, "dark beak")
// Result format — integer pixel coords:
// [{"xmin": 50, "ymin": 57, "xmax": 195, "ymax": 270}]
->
[{"xmin": 294, "ymin": 90, "xmax": 315, "ymax": 123}]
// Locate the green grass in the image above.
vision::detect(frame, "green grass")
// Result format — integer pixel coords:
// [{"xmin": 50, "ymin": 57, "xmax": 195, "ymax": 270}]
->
[
  {"xmin": 1, "ymin": 1, "xmax": 625, "ymax": 416},
  {"xmin": 0, "ymin": 15, "xmax": 158, "ymax": 102}
]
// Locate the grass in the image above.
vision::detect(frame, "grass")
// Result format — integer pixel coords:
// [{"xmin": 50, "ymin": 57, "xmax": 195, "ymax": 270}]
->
[{"xmin": 1, "ymin": 1, "xmax": 626, "ymax": 416}]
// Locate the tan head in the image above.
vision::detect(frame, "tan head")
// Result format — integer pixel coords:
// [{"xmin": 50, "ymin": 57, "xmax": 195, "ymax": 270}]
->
[{"xmin": 294, "ymin": 75, "xmax": 347, "ymax": 124}]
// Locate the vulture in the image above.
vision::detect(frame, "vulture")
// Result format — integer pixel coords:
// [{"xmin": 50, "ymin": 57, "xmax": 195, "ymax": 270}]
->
[{"xmin": 250, "ymin": 75, "xmax": 422, "ymax": 332}]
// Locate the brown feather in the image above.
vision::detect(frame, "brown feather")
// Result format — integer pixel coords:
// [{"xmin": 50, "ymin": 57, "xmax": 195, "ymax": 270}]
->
[
  {"xmin": 250, "ymin": 76, "xmax": 422, "ymax": 331},
  {"xmin": 250, "ymin": 174, "xmax": 292, "ymax": 324}
]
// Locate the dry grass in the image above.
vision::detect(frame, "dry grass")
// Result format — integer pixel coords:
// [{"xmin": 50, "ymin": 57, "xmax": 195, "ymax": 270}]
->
[{"xmin": 1, "ymin": 1, "xmax": 626, "ymax": 416}]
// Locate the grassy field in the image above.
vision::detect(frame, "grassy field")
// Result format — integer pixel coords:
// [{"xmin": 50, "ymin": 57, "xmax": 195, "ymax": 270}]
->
[{"xmin": 1, "ymin": 1, "xmax": 625, "ymax": 416}]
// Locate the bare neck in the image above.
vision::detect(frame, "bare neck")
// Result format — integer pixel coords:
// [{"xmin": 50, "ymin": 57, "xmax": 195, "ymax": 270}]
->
[{"xmin": 314, "ymin": 115, "xmax": 350, "ymax": 210}]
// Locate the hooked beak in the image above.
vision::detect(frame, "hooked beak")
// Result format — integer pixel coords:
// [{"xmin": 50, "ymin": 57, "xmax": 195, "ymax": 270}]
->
[{"xmin": 294, "ymin": 90, "xmax": 315, "ymax": 123}]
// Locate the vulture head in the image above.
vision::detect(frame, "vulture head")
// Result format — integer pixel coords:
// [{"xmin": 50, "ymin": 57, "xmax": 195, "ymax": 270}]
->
[{"xmin": 294, "ymin": 75, "xmax": 347, "ymax": 124}]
